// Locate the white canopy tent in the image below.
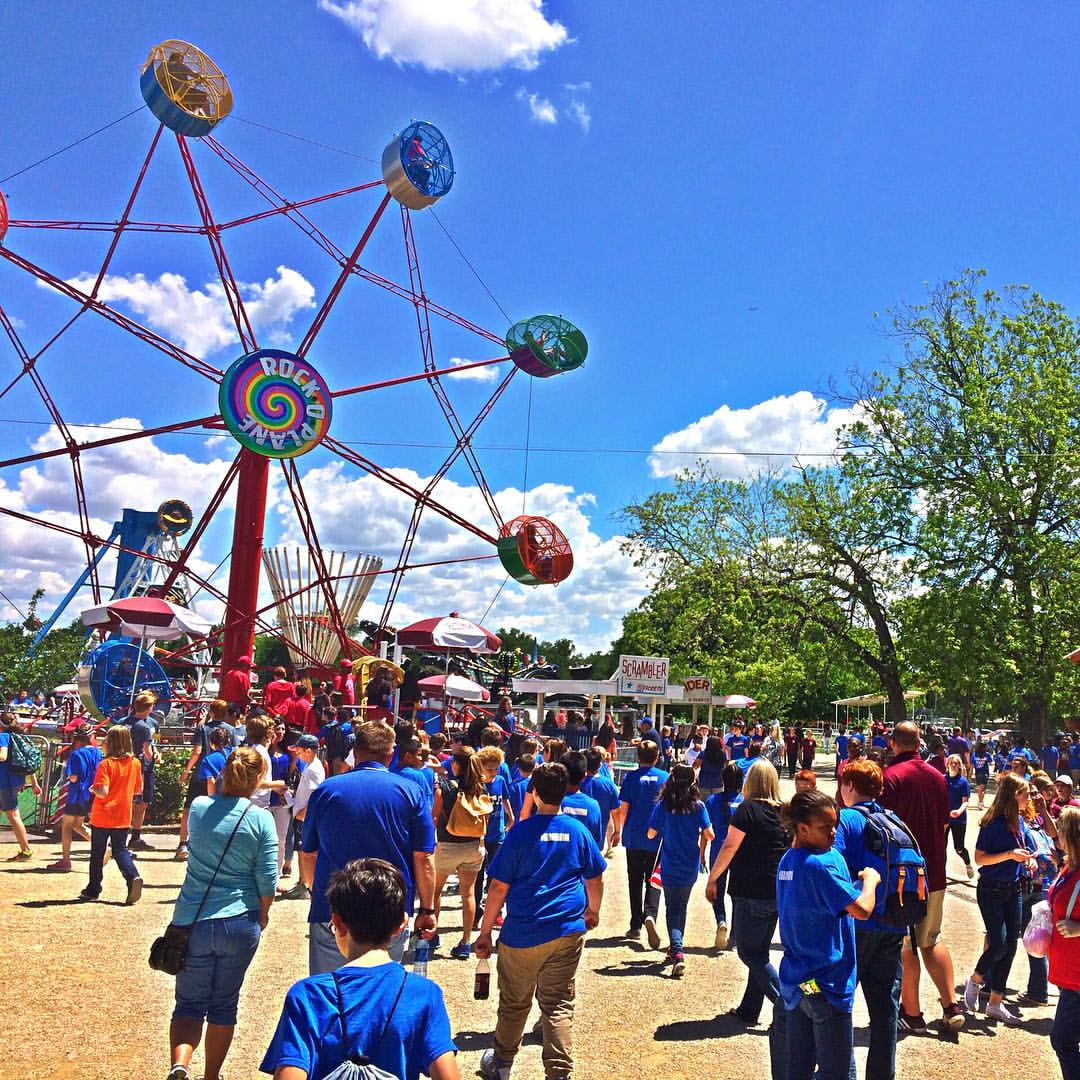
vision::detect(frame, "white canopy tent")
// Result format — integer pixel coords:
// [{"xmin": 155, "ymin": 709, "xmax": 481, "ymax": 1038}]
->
[
  {"xmin": 830, "ymin": 689, "xmax": 925, "ymax": 727},
  {"xmin": 510, "ymin": 678, "xmax": 756, "ymax": 731}
]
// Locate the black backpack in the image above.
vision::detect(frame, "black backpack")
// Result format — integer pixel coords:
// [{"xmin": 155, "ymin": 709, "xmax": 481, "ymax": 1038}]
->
[{"xmin": 324, "ymin": 721, "xmax": 354, "ymax": 762}]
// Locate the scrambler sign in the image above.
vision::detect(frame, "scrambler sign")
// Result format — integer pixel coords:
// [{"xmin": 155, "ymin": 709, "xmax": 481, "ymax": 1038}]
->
[{"xmin": 617, "ymin": 654, "xmax": 670, "ymax": 697}]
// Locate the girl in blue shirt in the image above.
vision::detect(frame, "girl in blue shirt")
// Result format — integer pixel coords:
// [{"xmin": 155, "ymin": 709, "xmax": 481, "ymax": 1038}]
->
[
  {"xmin": 647, "ymin": 764, "xmax": 714, "ymax": 977},
  {"xmin": 971, "ymin": 741, "xmax": 991, "ymax": 810},
  {"xmin": 703, "ymin": 762, "xmax": 743, "ymax": 950},
  {"xmin": 945, "ymin": 755, "xmax": 974, "ymax": 879},
  {"xmin": 963, "ymin": 772, "xmax": 1036, "ymax": 1025},
  {"xmin": 776, "ymin": 790, "xmax": 879, "ymax": 1080}
]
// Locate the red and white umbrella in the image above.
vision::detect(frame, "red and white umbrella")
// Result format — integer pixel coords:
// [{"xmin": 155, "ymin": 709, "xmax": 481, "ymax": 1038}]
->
[
  {"xmin": 396, "ymin": 613, "xmax": 501, "ymax": 654},
  {"xmin": 720, "ymin": 694, "xmax": 758, "ymax": 709},
  {"xmin": 418, "ymin": 673, "xmax": 490, "ymax": 702},
  {"xmin": 80, "ymin": 595, "xmax": 212, "ymax": 640}
]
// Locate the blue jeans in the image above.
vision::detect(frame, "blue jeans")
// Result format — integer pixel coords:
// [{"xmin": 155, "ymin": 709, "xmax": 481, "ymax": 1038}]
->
[
  {"xmin": 86, "ymin": 827, "xmax": 137, "ymax": 895},
  {"xmin": 1052, "ymin": 987, "xmax": 1080, "ymax": 1080},
  {"xmin": 173, "ymin": 912, "xmax": 261, "ymax": 1025},
  {"xmin": 308, "ymin": 919, "xmax": 409, "ymax": 975},
  {"xmin": 1020, "ymin": 886, "xmax": 1049, "ymax": 1000},
  {"xmin": 786, "ymin": 994, "xmax": 856, "ymax": 1080},
  {"xmin": 663, "ymin": 884, "xmax": 694, "ymax": 950},
  {"xmin": 855, "ymin": 929, "xmax": 901, "ymax": 1080},
  {"xmin": 974, "ymin": 876, "xmax": 1021, "ymax": 995}
]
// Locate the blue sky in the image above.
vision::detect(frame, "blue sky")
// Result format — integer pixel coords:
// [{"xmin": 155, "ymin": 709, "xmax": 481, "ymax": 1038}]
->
[{"xmin": 3, "ymin": 2, "xmax": 1080, "ymax": 652}]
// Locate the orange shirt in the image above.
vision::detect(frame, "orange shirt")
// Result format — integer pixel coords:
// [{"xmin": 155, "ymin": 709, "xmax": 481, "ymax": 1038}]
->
[{"xmin": 89, "ymin": 756, "xmax": 143, "ymax": 829}]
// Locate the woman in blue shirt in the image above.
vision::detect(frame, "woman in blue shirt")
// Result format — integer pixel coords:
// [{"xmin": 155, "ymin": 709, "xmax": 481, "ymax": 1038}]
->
[
  {"xmin": 695, "ymin": 736, "xmax": 728, "ymax": 798},
  {"xmin": 703, "ymin": 762, "xmax": 743, "ymax": 951},
  {"xmin": 962, "ymin": 772, "xmax": 1036, "ymax": 1026},
  {"xmin": 971, "ymin": 740, "xmax": 992, "ymax": 810},
  {"xmin": 167, "ymin": 747, "xmax": 278, "ymax": 1080},
  {"xmin": 647, "ymin": 764, "xmax": 714, "ymax": 977},
  {"xmin": 945, "ymin": 755, "xmax": 974, "ymax": 879},
  {"xmin": 776, "ymin": 789, "xmax": 879, "ymax": 1080}
]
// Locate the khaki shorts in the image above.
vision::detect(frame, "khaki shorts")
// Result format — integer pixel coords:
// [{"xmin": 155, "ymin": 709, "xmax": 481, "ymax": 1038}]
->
[
  {"xmin": 434, "ymin": 839, "xmax": 485, "ymax": 877},
  {"xmin": 907, "ymin": 887, "xmax": 945, "ymax": 950}
]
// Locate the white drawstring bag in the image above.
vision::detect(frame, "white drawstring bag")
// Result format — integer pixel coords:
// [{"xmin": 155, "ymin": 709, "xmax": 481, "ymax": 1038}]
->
[{"xmin": 324, "ymin": 967, "xmax": 408, "ymax": 1080}]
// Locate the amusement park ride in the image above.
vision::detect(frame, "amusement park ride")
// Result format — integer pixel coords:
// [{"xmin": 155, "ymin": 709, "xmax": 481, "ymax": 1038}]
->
[{"xmin": 0, "ymin": 40, "xmax": 588, "ymax": 712}]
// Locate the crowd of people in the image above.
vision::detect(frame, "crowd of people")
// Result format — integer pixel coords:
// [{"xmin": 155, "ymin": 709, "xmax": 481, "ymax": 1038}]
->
[{"xmin": 2, "ymin": 691, "xmax": 1080, "ymax": 1080}]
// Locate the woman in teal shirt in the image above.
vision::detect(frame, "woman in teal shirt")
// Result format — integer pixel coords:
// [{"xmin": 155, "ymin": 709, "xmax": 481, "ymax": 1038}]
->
[{"xmin": 167, "ymin": 746, "xmax": 279, "ymax": 1080}]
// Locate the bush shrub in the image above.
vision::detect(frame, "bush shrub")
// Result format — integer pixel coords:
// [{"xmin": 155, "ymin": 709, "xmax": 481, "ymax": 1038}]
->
[{"xmin": 147, "ymin": 748, "xmax": 189, "ymax": 825}]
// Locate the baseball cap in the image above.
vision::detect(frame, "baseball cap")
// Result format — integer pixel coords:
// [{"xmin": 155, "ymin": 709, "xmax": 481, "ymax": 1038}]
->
[
  {"xmin": 296, "ymin": 734, "xmax": 319, "ymax": 750},
  {"xmin": 340, "ymin": 658, "xmax": 353, "ymax": 668},
  {"xmin": 1057, "ymin": 774, "xmax": 1074, "ymax": 787}
]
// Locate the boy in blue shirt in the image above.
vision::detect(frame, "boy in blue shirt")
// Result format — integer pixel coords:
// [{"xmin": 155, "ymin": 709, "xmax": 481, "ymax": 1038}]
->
[
  {"xmin": 777, "ymin": 789, "xmax": 879, "ymax": 1080},
  {"xmin": 48, "ymin": 726, "xmax": 100, "ymax": 872},
  {"xmin": 476, "ymin": 763, "xmax": 605, "ymax": 1080},
  {"xmin": 261, "ymin": 857, "xmax": 457, "ymax": 1080},
  {"xmin": 559, "ymin": 751, "xmax": 604, "ymax": 849},
  {"xmin": 615, "ymin": 740, "xmax": 668, "ymax": 948},
  {"xmin": 195, "ymin": 727, "xmax": 231, "ymax": 793},
  {"xmin": 582, "ymin": 747, "xmax": 620, "ymax": 856}
]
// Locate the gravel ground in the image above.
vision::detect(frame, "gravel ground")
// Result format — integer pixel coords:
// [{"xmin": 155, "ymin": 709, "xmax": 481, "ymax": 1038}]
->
[{"xmin": 0, "ymin": 771, "xmax": 1064, "ymax": 1080}]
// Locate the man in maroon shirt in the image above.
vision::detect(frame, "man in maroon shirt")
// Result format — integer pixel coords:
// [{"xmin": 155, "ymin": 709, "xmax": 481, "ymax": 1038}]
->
[{"xmin": 881, "ymin": 722, "xmax": 965, "ymax": 1031}]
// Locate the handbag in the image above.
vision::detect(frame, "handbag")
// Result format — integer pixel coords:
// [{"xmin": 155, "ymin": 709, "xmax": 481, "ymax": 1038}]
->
[
  {"xmin": 324, "ymin": 966, "xmax": 408, "ymax": 1079},
  {"xmin": 149, "ymin": 804, "xmax": 251, "ymax": 976}
]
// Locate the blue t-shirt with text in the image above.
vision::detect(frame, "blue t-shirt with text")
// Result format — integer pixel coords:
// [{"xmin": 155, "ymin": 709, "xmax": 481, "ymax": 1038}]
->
[
  {"xmin": 561, "ymin": 789, "xmax": 604, "ymax": 848},
  {"xmin": 618, "ymin": 766, "xmax": 668, "ymax": 850},
  {"xmin": 976, "ymin": 815, "xmax": 1033, "ymax": 883},
  {"xmin": 485, "ymin": 775, "xmax": 511, "ymax": 842},
  {"xmin": 581, "ymin": 772, "xmax": 620, "ymax": 836},
  {"xmin": 777, "ymin": 846, "xmax": 861, "ymax": 1011},
  {"xmin": 488, "ymin": 812, "xmax": 606, "ymax": 948},
  {"xmin": 971, "ymin": 751, "xmax": 991, "ymax": 776},
  {"xmin": 647, "ymin": 801, "xmax": 711, "ymax": 887},
  {"xmin": 260, "ymin": 964, "xmax": 455, "ymax": 1080}
]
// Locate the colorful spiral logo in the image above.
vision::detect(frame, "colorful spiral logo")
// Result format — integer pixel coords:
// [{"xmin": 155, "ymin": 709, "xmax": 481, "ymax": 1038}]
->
[{"xmin": 219, "ymin": 349, "xmax": 332, "ymax": 459}]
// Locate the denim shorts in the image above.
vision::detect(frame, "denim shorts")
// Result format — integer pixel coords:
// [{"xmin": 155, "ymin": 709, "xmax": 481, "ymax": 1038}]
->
[
  {"xmin": 65, "ymin": 800, "xmax": 92, "ymax": 817},
  {"xmin": 173, "ymin": 911, "xmax": 261, "ymax": 1025},
  {"xmin": 0, "ymin": 785, "xmax": 20, "ymax": 812}
]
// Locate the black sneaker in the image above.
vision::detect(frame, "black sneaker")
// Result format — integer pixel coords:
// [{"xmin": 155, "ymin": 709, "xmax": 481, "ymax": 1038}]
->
[
  {"xmin": 625, "ymin": 926, "xmax": 641, "ymax": 940},
  {"xmin": 78, "ymin": 889, "xmax": 100, "ymax": 901},
  {"xmin": 897, "ymin": 1010, "xmax": 926, "ymax": 1033}
]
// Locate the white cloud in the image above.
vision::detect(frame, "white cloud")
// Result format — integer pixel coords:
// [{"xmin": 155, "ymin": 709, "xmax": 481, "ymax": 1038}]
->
[
  {"xmin": 59, "ymin": 265, "xmax": 316, "ymax": 358},
  {"xmin": 516, "ymin": 88, "xmax": 558, "ymax": 125},
  {"xmin": 649, "ymin": 391, "xmax": 861, "ymax": 480},
  {"xmin": 567, "ymin": 98, "xmax": 591, "ymax": 132},
  {"xmin": 320, "ymin": 0, "xmax": 569, "ymax": 73},
  {"xmin": 445, "ymin": 356, "xmax": 500, "ymax": 383},
  {"xmin": 1, "ymin": 419, "xmax": 643, "ymax": 653},
  {"xmin": 564, "ymin": 81, "xmax": 591, "ymax": 92}
]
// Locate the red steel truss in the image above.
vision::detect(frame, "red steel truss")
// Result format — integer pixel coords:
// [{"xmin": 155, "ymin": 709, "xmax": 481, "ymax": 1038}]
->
[{"xmin": 0, "ymin": 118, "xmax": 524, "ymax": 673}]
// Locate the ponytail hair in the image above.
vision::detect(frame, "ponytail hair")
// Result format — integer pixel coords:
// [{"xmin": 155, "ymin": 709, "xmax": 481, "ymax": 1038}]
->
[
  {"xmin": 219, "ymin": 746, "xmax": 265, "ymax": 797},
  {"xmin": 104, "ymin": 724, "xmax": 133, "ymax": 758},
  {"xmin": 451, "ymin": 747, "xmax": 485, "ymax": 796},
  {"xmin": 661, "ymin": 763, "xmax": 701, "ymax": 813}
]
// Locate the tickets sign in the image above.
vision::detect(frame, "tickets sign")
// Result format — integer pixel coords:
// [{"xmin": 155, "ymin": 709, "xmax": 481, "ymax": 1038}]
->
[
  {"xmin": 617, "ymin": 654, "xmax": 670, "ymax": 697},
  {"xmin": 682, "ymin": 676, "xmax": 712, "ymax": 704}
]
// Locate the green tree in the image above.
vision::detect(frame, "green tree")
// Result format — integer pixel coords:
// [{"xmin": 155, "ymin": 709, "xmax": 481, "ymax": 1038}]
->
[
  {"xmin": 850, "ymin": 272, "xmax": 1080, "ymax": 737},
  {"xmin": 0, "ymin": 591, "xmax": 86, "ymax": 699}
]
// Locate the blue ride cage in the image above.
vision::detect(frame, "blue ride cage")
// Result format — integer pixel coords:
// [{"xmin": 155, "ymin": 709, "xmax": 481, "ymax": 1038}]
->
[
  {"xmin": 82, "ymin": 640, "xmax": 173, "ymax": 722},
  {"xmin": 382, "ymin": 121, "xmax": 454, "ymax": 210}
]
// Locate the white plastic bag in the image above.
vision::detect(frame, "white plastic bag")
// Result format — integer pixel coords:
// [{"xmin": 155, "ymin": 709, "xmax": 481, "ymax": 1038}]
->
[{"xmin": 1022, "ymin": 899, "xmax": 1053, "ymax": 958}]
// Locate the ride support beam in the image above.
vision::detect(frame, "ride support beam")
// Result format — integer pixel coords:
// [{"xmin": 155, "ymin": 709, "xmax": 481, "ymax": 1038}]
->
[
  {"xmin": 220, "ymin": 448, "xmax": 270, "ymax": 677},
  {"xmin": 297, "ymin": 190, "xmax": 393, "ymax": 357},
  {"xmin": 176, "ymin": 134, "xmax": 257, "ymax": 352}
]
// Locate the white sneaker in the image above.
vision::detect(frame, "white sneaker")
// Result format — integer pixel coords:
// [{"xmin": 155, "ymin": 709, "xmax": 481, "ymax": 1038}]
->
[
  {"xmin": 644, "ymin": 915, "xmax": 661, "ymax": 950},
  {"xmin": 987, "ymin": 1001, "xmax": 1020, "ymax": 1025},
  {"xmin": 714, "ymin": 924, "xmax": 729, "ymax": 951},
  {"xmin": 479, "ymin": 1049, "xmax": 511, "ymax": 1080},
  {"xmin": 964, "ymin": 976, "xmax": 981, "ymax": 1012}
]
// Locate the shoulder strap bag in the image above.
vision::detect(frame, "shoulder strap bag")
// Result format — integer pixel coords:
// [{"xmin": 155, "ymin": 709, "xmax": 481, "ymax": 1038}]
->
[{"xmin": 149, "ymin": 803, "xmax": 252, "ymax": 976}]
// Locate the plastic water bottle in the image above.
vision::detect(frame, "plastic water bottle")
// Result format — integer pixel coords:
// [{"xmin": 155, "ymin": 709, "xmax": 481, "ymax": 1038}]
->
[
  {"xmin": 412, "ymin": 937, "xmax": 430, "ymax": 978},
  {"xmin": 474, "ymin": 957, "xmax": 490, "ymax": 1000}
]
